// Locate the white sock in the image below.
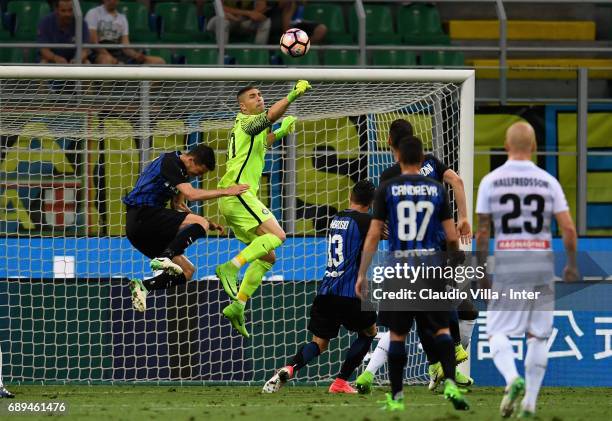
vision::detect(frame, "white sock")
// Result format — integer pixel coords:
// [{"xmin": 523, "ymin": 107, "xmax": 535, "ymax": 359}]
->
[
  {"xmin": 459, "ymin": 319, "xmax": 476, "ymax": 349},
  {"xmin": 522, "ymin": 336, "xmax": 548, "ymax": 412},
  {"xmin": 489, "ymin": 334, "xmax": 519, "ymax": 386},
  {"xmin": 365, "ymin": 331, "xmax": 390, "ymax": 374}
]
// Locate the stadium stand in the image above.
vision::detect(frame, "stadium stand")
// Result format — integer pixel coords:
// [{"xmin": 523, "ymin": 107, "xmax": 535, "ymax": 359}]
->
[
  {"xmin": 7, "ymin": 0, "xmax": 50, "ymax": 41},
  {"xmin": 348, "ymin": 3, "xmax": 401, "ymax": 45},
  {"xmin": 302, "ymin": 2, "xmax": 351, "ymax": 44},
  {"xmin": 399, "ymin": 3, "xmax": 450, "ymax": 45},
  {"xmin": 119, "ymin": 1, "xmax": 158, "ymax": 43}
]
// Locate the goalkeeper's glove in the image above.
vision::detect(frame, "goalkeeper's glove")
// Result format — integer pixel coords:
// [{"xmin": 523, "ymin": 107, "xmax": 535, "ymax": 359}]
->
[
  {"xmin": 286, "ymin": 80, "xmax": 312, "ymax": 103},
  {"xmin": 273, "ymin": 116, "xmax": 297, "ymax": 141}
]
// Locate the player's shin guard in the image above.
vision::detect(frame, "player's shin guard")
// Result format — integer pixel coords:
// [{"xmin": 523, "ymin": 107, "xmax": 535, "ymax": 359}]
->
[
  {"xmin": 291, "ymin": 342, "xmax": 321, "ymax": 372},
  {"xmin": 459, "ymin": 319, "xmax": 476, "ymax": 349},
  {"xmin": 338, "ymin": 334, "xmax": 375, "ymax": 380},
  {"xmin": 237, "ymin": 259, "xmax": 273, "ymax": 302},
  {"xmin": 238, "ymin": 233, "xmax": 283, "ymax": 264},
  {"xmin": 160, "ymin": 224, "xmax": 206, "ymax": 258},
  {"xmin": 434, "ymin": 333, "xmax": 456, "ymax": 382},
  {"xmin": 522, "ymin": 336, "xmax": 548, "ymax": 413},
  {"xmin": 365, "ymin": 331, "xmax": 390, "ymax": 374},
  {"xmin": 490, "ymin": 334, "xmax": 520, "ymax": 386},
  {"xmin": 387, "ymin": 341, "xmax": 407, "ymax": 400},
  {"xmin": 143, "ymin": 272, "xmax": 188, "ymax": 290}
]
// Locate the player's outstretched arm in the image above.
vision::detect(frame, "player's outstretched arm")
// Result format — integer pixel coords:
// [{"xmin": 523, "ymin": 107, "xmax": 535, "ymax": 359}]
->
[
  {"xmin": 355, "ymin": 219, "xmax": 384, "ymax": 299},
  {"xmin": 176, "ymin": 183, "xmax": 249, "ymax": 202},
  {"xmin": 443, "ymin": 169, "xmax": 471, "ymax": 245},
  {"xmin": 267, "ymin": 115, "xmax": 297, "ymax": 146},
  {"xmin": 266, "ymin": 80, "xmax": 312, "ymax": 123},
  {"xmin": 555, "ymin": 210, "xmax": 578, "ymax": 281}
]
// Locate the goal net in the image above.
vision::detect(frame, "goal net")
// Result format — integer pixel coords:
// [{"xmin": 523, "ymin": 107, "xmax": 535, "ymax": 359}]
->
[{"xmin": 0, "ymin": 67, "xmax": 474, "ymax": 385}]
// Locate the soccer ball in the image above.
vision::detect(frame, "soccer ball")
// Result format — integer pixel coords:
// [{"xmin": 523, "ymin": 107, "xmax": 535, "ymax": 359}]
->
[{"xmin": 280, "ymin": 28, "xmax": 310, "ymax": 57}]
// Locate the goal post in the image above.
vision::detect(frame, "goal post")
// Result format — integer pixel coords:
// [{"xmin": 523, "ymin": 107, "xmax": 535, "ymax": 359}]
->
[{"xmin": 0, "ymin": 66, "xmax": 474, "ymax": 385}]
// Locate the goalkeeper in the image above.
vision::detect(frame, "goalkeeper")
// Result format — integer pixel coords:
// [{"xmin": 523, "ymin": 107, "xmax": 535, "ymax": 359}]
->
[{"xmin": 216, "ymin": 80, "xmax": 312, "ymax": 337}]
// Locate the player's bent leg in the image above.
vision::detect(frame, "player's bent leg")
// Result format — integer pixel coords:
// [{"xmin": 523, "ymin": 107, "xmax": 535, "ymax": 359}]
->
[
  {"xmin": 331, "ymin": 325, "xmax": 376, "ymax": 394},
  {"xmin": 358, "ymin": 330, "xmax": 390, "ymax": 394},
  {"xmin": 152, "ymin": 215, "xmax": 208, "ymax": 276}
]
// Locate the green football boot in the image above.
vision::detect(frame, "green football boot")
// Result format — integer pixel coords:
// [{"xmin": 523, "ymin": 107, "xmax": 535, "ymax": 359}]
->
[
  {"xmin": 223, "ymin": 301, "xmax": 249, "ymax": 338},
  {"xmin": 355, "ymin": 370, "xmax": 374, "ymax": 394},
  {"xmin": 216, "ymin": 261, "xmax": 239, "ymax": 300},
  {"xmin": 444, "ymin": 379, "xmax": 470, "ymax": 410},
  {"xmin": 500, "ymin": 376, "xmax": 525, "ymax": 418},
  {"xmin": 129, "ymin": 278, "xmax": 148, "ymax": 312},
  {"xmin": 379, "ymin": 393, "xmax": 405, "ymax": 412}
]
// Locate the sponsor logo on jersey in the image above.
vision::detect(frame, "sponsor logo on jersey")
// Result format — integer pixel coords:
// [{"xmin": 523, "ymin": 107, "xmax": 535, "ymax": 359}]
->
[{"xmin": 262, "ymin": 208, "xmax": 269, "ymax": 215}]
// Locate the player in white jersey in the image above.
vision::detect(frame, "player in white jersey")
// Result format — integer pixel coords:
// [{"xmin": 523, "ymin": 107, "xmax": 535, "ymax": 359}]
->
[{"xmin": 475, "ymin": 122, "xmax": 578, "ymax": 418}]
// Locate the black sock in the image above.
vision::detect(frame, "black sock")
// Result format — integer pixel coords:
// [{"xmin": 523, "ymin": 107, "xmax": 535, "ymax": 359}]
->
[
  {"xmin": 417, "ymin": 322, "xmax": 439, "ymax": 364},
  {"xmin": 434, "ymin": 333, "xmax": 456, "ymax": 382},
  {"xmin": 338, "ymin": 334, "xmax": 374, "ymax": 380},
  {"xmin": 143, "ymin": 272, "xmax": 188, "ymax": 291},
  {"xmin": 291, "ymin": 342, "xmax": 321, "ymax": 372},
  {"xmin": 388, "ymin": 340, "xmax": 407, "ymax": 399},
  {"xmin": 159, "ymin": 224, "xmax": 206, "ymax": 259},
  {"xmin": 449, "ymin": 310, "xmax": 461, "ymax": 345}
]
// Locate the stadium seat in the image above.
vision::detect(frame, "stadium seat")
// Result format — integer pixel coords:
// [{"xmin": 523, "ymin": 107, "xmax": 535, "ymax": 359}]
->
[
  {"xmin": 323, "ymin": 49, "xmax": 359, "ymax": 66},
  {"xmin": 281, "ymin": 52, "xmax": 320, "ymax": 67},
  {"xmin": 118, "ymin": 2, "xmax": 158, "ymax": 42},
  {"xmin": 303, "ymin": 3, "xmax": 352, "ymax": 44},
  {"xmin": 348, "ymin": 4, "xmax": 401, "ymax": 45},
  {"xmin": 228, "ymin": 48, "xmax": 269, "ymax": 66},
  {"xmin": 421, "ymin": 51, "xmax": 464, "ymax": 67},
  {"xmin": 398, "ymin": 4, "xmax": 450, "ymax": 45},
  {"xmin": 183, "ymin": 48, "xmax": 218, "ymax": 65},
  {"xmin": 371, "ymin": 50, "xmax": 417, "ymax": 66},
  {"xmin": 7, "ymin": 1, "xmax": 50, "ymax": 41},
  {"xmin": 0, "ymin": 47, "xmax": 25, "ymax": 63},
  {"xmin": 155, "ymin": 2, "xmax": 203, "ymax": 42}
]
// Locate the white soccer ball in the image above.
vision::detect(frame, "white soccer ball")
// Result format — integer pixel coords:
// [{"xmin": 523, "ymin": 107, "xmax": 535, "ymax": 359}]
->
[{"xmin": 280, "ymin": 28, "xmax": 310, "ymax": 58}]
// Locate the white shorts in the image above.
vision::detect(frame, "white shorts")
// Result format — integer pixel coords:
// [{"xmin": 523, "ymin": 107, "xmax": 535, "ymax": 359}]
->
[{"xmin": 486, "ymin": 285, "xmax": 554, "ymax": 338}]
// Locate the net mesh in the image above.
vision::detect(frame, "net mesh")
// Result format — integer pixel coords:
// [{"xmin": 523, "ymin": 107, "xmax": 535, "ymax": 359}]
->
[{"xmin": 0, "ymin": 77, "xmax": 462, "ymax": 385}]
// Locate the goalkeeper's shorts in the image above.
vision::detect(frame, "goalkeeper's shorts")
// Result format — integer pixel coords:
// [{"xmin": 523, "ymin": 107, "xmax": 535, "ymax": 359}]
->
[{"xmin": 219, "ymin": 191, "xmax": 274, "ymax": 244}]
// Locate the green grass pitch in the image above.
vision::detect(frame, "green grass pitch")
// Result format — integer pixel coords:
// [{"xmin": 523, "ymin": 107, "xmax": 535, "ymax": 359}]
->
[{"xmin": 3, "ymin": 385, "xmax": 610, "ymax": 420}]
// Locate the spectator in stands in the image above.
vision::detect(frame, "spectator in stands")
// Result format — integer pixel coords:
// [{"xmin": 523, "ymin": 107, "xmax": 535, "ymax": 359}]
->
[
  {"xmin": 206, "ymin": 0, "xmax": 271, "ymax": 45},
  {"xmin": 37, "ymin": 0, "xmax": 91, "ymax": 64},
  {"xmin": 268, "ymin": 1, "xmax": 326, "ymax": 44},
  {"xmin": 85, "ymin": 0, "xmax": 164, "ymax": 64}
]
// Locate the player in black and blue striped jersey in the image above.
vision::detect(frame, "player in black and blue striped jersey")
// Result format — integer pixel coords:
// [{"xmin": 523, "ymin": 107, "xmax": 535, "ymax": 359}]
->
[
  {"xmin": 355, "ymin": 136, "xmax": 469, "ymax": 412},
  {"xmin": 262, "ymin": 180, "xmax": 378, "ymax": 394},
  {"xmin": 356, "ymin": 120, "xmax": 476, "ymax": 394}
]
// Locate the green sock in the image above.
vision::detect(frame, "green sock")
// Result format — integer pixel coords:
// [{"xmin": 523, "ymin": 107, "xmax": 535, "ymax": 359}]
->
[
  {"xmin": 237, "ymin": 259, "xmax": 273, "ymax": 301},
  {"xmin": 238, "ymin": 233, "xmax": 282, "ymax": 263}
]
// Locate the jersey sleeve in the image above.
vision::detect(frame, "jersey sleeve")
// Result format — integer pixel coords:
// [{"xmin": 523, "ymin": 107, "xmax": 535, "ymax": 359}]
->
[
  {"xmin": 239, "ymin": 112, "xmax": 272, "ymax": 136},
  {"xmin": 551, "ymin": 177, "xmax": 570, "ymax": 213},
  {"xmin": 475, "ymin": 176, "xmax": 492, "ymax": 214},
  {"xmin": 438, "ymin": 185, "xmax": 453, "ymax": 221},
  {"xmin": 372, "ymin": 183, "xmax": 388, "ymax": 220},
  {"xmin": 431, "ymin": 155, "xmax": 449, "ymax": 182},
  {"xmin": 85, "ymin": 9, "xmax": 98, "ymax": 32},
  {"xmin": 160, "ymin": 155, "xmax": 188, "ymax": 187}
]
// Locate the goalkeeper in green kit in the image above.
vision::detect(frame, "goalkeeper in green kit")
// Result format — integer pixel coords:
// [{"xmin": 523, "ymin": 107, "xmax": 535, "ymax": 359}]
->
[{"xmin": 217, "ymin": 80, "xmax": 312, "ymax": 337}]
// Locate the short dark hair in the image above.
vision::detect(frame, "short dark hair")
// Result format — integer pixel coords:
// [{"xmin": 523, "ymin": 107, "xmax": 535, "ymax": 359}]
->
[
  {"xmin": 187, "ymin": 144, "xmax": 216, "ymax": 170},
  {"xmin": 398, "ymin": 135, "xmax": 423, "ymax": 165},
  {"xmin": 350, "ymin": 179, "xmax": 376, "ymax": 207},
  {"xmin": 389, "ymin": 119, "xmax": 413, "ymax": 149},
  {"xmin": 237, "ymin": 85, "xmax": 257, "ymax": 100}
]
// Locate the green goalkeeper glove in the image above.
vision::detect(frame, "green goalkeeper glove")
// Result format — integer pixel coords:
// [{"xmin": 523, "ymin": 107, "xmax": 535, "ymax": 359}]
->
[
  {"xmin": 273, "ymin": 116, "xmax": 297, "ymax": 141},
  {"xmin": 286, "ymin": 80, "xmax": 312, "ymax": 103}
]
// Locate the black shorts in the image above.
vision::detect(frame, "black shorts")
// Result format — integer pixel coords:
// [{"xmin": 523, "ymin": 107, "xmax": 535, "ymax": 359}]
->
[
  {"xmin": 308, "ymin": 295, "xmax": 377, "ymax": 340},
  {"xmin": 378, "ymin": 310, "xmax": 450, "ymax": 336},
  {"xmin": 126, "ymin": 206, "xmax": 188, "ymax": 259}
]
